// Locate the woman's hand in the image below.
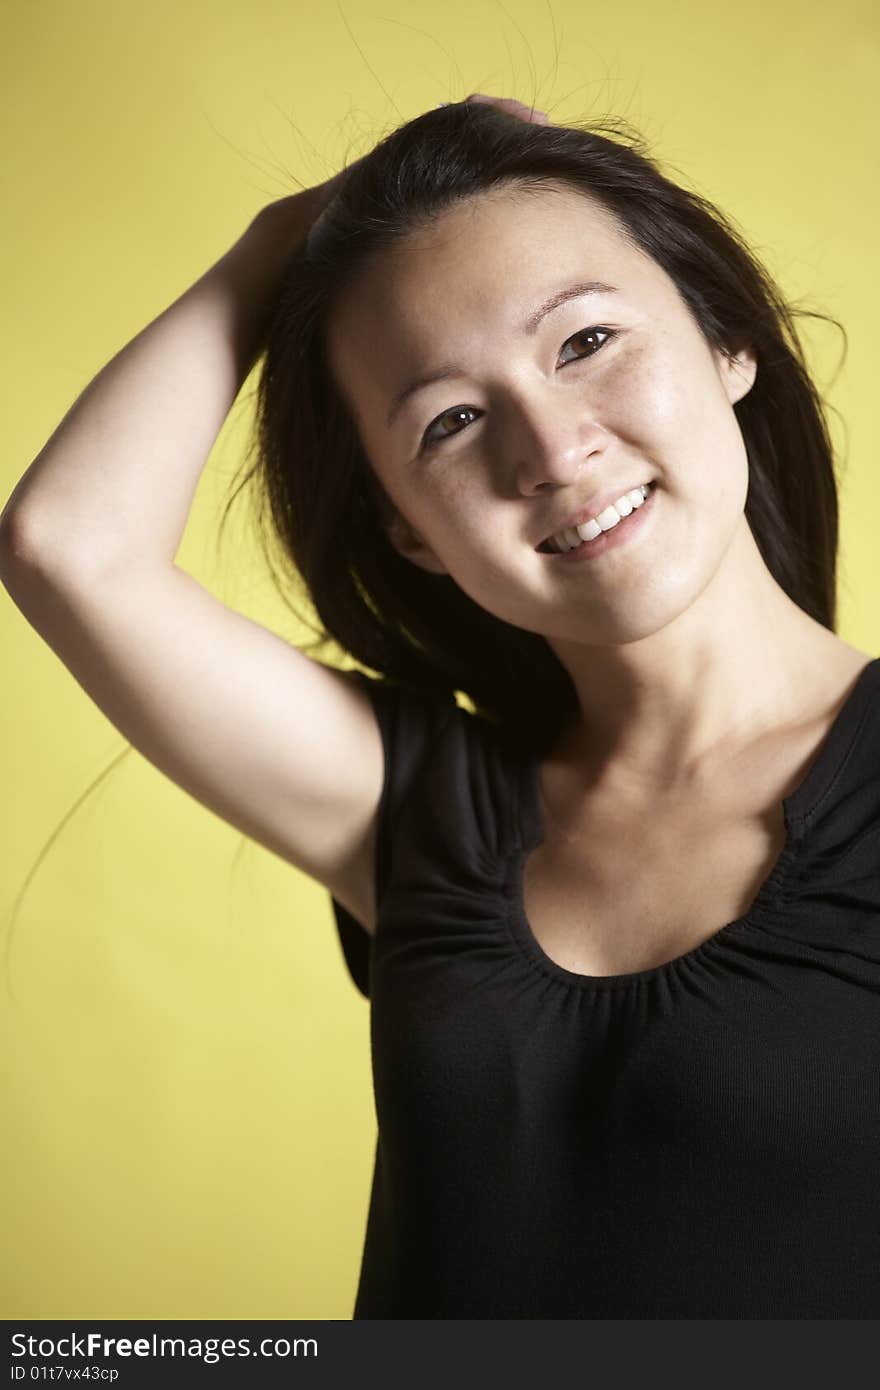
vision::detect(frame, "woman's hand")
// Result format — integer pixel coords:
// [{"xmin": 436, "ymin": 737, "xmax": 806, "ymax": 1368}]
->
[
  {"xmin": 247, "ymin": 179, "xmax": 350, "ymax": 249},
  {"xmin": 457, "ymin": 93, "xmax": 551, "ymax": 123},
  {"xmin": 247, "ymin": 154, "xmax": 370, "ymax": 254}
]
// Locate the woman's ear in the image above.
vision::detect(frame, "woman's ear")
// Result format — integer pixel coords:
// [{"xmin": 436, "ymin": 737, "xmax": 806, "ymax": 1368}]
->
[
  {"xmin": 718, "ymin": 344, "xmax": 758, "ymax": 406},
  {"xmin": 385, "ymin": 509, "xmax": 449, "ymax": 575}
]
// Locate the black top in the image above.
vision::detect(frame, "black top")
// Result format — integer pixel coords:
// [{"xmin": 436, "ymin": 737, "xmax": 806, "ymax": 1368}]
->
[{"xmin": 331, "ymin": 657, "xmax": 880, "ymax": 1318}]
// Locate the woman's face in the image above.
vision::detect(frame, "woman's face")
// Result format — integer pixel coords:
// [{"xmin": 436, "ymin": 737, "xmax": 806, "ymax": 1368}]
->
[{"xmin": 325, "ymin": 180, "xmax": 757, "ymax": 647}]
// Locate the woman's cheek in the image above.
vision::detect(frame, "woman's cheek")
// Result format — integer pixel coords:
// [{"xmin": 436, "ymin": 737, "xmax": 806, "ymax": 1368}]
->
[{"xmin": 614, "ymin": 364, "xmax": 680, "ymax": 441}]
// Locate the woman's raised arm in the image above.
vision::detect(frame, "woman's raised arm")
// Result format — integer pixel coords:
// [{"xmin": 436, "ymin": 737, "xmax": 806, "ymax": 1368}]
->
[
  {"xmin": 0, "ymin": 172, "xmax": 386, "ymax": 934},
  {"xmin": 0, "ymin": 182, "xmax": 340, "ymax": 576}
]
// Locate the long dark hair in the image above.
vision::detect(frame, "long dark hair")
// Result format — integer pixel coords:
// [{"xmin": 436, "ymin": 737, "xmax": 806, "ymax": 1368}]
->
[{"xmin": 5, "ymin": 100, "xmax": 847, "ymax": 984}]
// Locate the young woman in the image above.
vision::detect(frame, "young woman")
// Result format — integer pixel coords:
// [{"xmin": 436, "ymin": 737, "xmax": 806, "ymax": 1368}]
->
[{"xmin": 2, "ymin": 95, "xmax": 878, "ymax": 1319}]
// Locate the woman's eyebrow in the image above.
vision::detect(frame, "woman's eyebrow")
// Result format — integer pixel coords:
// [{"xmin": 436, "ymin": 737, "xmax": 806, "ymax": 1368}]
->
[
  {"xmin": 524, "ymin": 279, "xmax": 620, "ymax": 334},
  {"xmin": 385, "ymin": 280, "xmax": 620, "ymax": 429}
]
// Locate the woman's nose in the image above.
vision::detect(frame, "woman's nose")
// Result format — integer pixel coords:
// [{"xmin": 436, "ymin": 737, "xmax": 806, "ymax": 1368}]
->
[{"xmin": 508, "ymin": 395, "xmax": 607, "ymax": 494}]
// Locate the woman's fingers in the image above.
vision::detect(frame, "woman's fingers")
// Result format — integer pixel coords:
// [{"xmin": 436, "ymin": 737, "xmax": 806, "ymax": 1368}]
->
[{"xmin": 461, "ymin": 93, "xmax": 551, "ymax": 124}]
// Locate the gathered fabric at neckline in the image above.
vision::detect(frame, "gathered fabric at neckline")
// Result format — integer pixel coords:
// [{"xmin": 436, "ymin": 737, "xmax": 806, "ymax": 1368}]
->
[{"xmin": 505, "ymin": 656, "xmax": 880, "ymax": 991}]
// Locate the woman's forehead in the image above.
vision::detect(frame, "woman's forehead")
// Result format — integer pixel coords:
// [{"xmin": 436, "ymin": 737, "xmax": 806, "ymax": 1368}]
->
[
  {"xmin": 349, "ymin": 184, "xmax": 632, "ymax": 303},
  {"xmin": 326, "ymin": 186, "xmax": 654, "ymax": 365}
]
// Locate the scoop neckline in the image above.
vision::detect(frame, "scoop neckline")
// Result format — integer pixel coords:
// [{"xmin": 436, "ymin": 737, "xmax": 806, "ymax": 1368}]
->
[{"xmin": 509, "ymin": 655, "xmax": 880, "ymax": 990}]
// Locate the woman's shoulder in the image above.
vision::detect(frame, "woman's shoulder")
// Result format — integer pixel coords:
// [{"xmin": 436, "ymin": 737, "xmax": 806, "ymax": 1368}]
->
[{"xmin": 778, "ymin": 639, "xmax": 880, "ymax": 828}]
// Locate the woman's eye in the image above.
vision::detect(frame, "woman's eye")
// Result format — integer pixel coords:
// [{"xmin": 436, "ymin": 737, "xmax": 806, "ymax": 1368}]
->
[
  {"xmin": 558, "ymin": 325, "xmax": 615, "ymax": 366},
  {"xmin": 418, "ymin": 326, "xmax": 616, "ymax": 452},
  {"xmin": 420, "ymin": 406, "xmax": 481, "ymax": 451}
]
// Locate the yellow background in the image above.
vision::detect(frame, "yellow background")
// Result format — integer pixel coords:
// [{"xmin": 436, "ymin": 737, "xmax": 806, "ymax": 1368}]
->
[{"xmin": 2, "ymin": 0, "xmax": 878, "ymax": 1319}]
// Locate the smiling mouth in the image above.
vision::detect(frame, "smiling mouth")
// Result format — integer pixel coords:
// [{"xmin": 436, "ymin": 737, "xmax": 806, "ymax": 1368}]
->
[{"xmin": 535, "ymin": 482, "xmax": 655, "ymax": 553}]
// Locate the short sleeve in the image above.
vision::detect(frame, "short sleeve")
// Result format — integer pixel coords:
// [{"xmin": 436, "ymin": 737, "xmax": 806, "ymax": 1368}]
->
[{"xmin": 330, "ymin": 671, "xmax": 457, "ymax": 999}]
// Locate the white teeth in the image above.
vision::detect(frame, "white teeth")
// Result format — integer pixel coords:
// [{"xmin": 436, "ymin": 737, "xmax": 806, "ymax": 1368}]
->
[
  {"xmin": 595, "ymin": 505, "xmax": 620, "ymax": 530},
  {"xmin": 550, "ymin": 484, "xmax": 652, "ymax": 552},
  {"xmin": 572, "ymin": 519, "xmax": 600, "ymax": 544}
]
